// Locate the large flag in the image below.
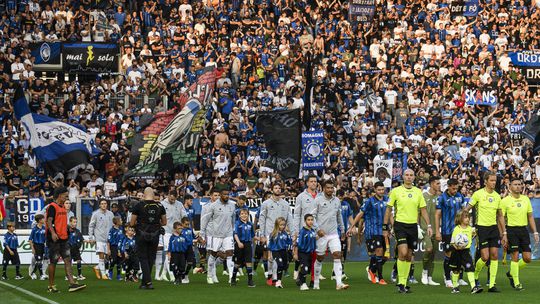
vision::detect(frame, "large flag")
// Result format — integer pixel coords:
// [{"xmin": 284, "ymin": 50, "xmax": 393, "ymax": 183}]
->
[
  {"xmin": 256, "ymin": 109, "xmax": 301, "ymax": 178},
  {"xmin": 13, "ymin": 87, "xmax": 99, "ymax": 174},
  {"xmin": 303, "ymin": 54, "xmax": 313, "ymax": 130},
  {"xmin": 521, "ymin": 110, "xmax": 540, "ymax": 153},
  {"xmin": 127, "ymin": 68, "xmax": 217, "ymax": 177}
]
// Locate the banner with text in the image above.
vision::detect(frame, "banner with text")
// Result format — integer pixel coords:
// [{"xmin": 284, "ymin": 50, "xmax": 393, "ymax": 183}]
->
[
  {"xmin": 302, "ymin": 131, "xmax": 324, "ymax": 170},
  {"xmin": 349, "ymin": 0, "xmax": 376, "ymax": 24},
  {"xmin": 508, "ymin": 51, "xmax": 540, "ymax": 85},
  {"xmin": 63, "ymin": 43, "xmax": 119, "ymax": 74},
  {"xmin": 14, "ymin": 197, "xmax": 45, "ymax": 229},
  {"xmin": 464, "ymin": 86, "xmax": 497, "ymax": 106},
  {"xmin": 374, "ymin": 159, "xmax": 393, "ymax": 187},
  {"xmin": 449, "ymin": 0, "xmax": 480, "ymax": 17}
]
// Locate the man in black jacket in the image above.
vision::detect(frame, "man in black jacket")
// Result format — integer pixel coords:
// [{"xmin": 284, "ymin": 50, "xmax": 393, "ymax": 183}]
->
[{"xmin": 130, "ymin": 187, "xmax": 166, "ymax": 289}]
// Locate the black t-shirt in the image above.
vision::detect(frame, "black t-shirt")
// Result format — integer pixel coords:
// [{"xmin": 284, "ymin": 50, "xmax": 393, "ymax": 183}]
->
[{"xmin": 132, "ymin": 200, "xmax": 165, "ymax": 233}]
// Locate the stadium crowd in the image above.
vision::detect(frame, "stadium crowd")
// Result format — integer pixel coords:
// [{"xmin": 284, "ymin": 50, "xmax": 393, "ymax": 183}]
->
[{"xmin": 0, "ymin": 0, "xmax": 539, "ymax": 224}]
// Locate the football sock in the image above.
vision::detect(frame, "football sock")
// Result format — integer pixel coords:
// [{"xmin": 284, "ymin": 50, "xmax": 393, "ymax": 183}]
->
[
  {"xmin": 474, "ymin": 258, "xmax": 486, "ymax": 280},
  {"xmin": 510, "ymin": 261, "xmax": 520, "ymax": 286},
  {"xmin": 98, "ymin": 259, "xmax": 106, "ymax": 276},
  {"xmin": 226, "ymin": 256, "xmax": 234, "ymax": 280},
  {"xmin": 452, "ymin": 272, "xmax": 459, "ymax": 288},
  {"xmin": 467, "ymin": 272, "xmax": 475, "ymax": 288},
  {"xmin": 77, "ymin": 261, "xmax": 82, "ymax": 276},
  {"xmin": 314, "ymin": 260, "xmax": 322, "ymax": 286},
  {"xmin": 247, "ymin": 266, "xmax": 253, "ymax": 281},
  {"xmin": 489, "ymin": 260, "xmax": 498, "ymax": 288},
  {"xmin": 154, "ymin": 250, "xmax": 163, "ymax": 278},
  {"xmin": 376, "ymin": 256, "xmax": 384, "ymax": 279},
  {"xmin": 397, "ymin": 259, "xmax": 406, "ymax": 286},
  {"xmin": 408, "ymin": 263, "xmax": 415, "ymax": 279},
  {"xmin": 443, "ymin": 255, "xmax": 451, "ymax": 280},
  {"xmin": 272, "ymin": 260, "xmax": 278, "ymax": 281},
  {"xmin": 207, "ymin": 255, "xmax": 216, "ymax": 278},
  {"xmin": 518, "ymin": 258, "xmax": 527, "ymax": 269},
  {"xmin": 295, "ymin": 260, "xmax": 300, "ymax": 271},
  {"xmin": 369, "ymin": 255, "xmax": 377, "ymax": 273},
  {"xmin": 333, "ymin": 259, "xmax": 343, "ymax": 285}
]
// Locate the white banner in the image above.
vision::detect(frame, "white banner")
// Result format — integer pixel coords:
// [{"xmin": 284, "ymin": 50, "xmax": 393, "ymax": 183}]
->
[{"xmin": 374, "ymin": 159, "xmax": 393, "ymax": 187}]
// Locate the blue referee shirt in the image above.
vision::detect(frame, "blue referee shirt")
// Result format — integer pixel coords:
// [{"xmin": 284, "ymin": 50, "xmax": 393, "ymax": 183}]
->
[
  {"xmin": 108, "ymin": 226, "xmax": 124, "ymax": 247},
  {"xmin": 296, "ymin": 227, "xmax": 316, "ymax": 253},
  {"xmin": 3, "ymin": 232, "xmax": 18, "ymax": 249},
  {"xmin": 29, "ymin": 225, "xmax": 46, "ymax": 245},
  {"xmin": 360, "ymin": 196, "xmax": 388, "ymax": 240},
  {"xmin": 436, "ymin": 191, "xmax": 465, "ymax": 236},
  {"xmin": 268, "ymin": 231, "xmax": 291, "ymax": 251},
  {"xmin": 234, "ymin": 220, "xmax": 254, "ymax": 243}
]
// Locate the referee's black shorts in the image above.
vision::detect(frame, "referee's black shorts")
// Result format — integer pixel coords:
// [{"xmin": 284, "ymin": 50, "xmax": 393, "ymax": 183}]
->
[
  {"xmin": 394, "ymin": 222, "xmax": 418, "ymax": 249},
  {"xmin": 477, "ymin": 225, "xmax": 500, "ymax": 249},
  {"xmin": 507, "ymin": 226, "xmax": 531, "ymax": 253}
]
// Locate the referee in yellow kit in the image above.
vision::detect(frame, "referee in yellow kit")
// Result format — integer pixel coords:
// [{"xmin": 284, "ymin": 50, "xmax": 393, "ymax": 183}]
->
[
  {"xmin": 464, "ymin": 171, "xmax": 506, "ymax": 292},
  {"xmin": 383, "ymin": 169, "xmax": 432, "ymax": 294},
  {"xmin": 501, "ymin": 177, "xmax": 539, "ymax": 291}
]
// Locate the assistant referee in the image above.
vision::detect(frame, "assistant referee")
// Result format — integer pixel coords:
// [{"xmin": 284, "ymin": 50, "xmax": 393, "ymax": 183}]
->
[
  {"xmin": 464, "ymin": 171, "xmax": 506, "ymax": 292},
  {"xmin": 501, "ymin": 178, "xmax": 539, "ymax": 291},
  {"xmin": 383, "ymin": 169, "xmax": 432, "ymax": 294}
]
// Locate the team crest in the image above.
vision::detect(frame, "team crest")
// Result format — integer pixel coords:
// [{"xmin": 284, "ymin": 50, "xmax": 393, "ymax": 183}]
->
[
  {"xmin": 489, "ymin": 198, "xmax": 493, "ymax": 202},
  {"xmin": 517, "ymin": 203, "xmax": 522, "ymax": 207}
]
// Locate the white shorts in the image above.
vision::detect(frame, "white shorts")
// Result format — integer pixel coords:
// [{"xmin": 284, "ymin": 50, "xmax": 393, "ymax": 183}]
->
[
  {"xmin": 316, "ymin": 234, "xmax": 341, "ymax": 255},
  {"xmin": 96, "ymin": 241, "xmax": 108, "ymax": 254},
  {"xmin": 207, "ymin": 236, "xmax": 234, "ymax": 252},
  {"xmin": 162, "ymin": 233, "xmax": 172, "ymax": 251}
]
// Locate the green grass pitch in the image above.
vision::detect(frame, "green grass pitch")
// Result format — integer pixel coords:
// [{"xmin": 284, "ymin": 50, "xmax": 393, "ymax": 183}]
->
[{"xmin": 1, "ymin": 262, "xmax": 540, "ymax": 304}]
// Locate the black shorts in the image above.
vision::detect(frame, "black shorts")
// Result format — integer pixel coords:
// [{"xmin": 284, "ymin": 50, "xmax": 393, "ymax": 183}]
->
[
  {"xmin": 441, "ymin": 235, "xmax": 452, "ymax": 253},
  {"xmin": 2, "ymin": 248, "xmax": 20, "ymax": 265},
  {"xmin": 507, "ymin": 226, "xmax": 531, "ymax": 253},
  {"xmin": 234, "ymin": 241, "xmax": 253, "ymax": 266},
  {"xmin": 254, "ymin": 243, "xmax": 264, "ymax": 260},
  {"xmin": 449, "ymin": 248, "xmax": 474, "ymax": 272},
  {"xmin": 70, "ymin": 246, "xmax": 82, "ymax": 261},
  {"xmin": 477, "ymin": 225, "xmax": 500, "ymax": 249},
  {"xmin": 394, "ymin": 222, "xmax": 418, "ymax": 249},
  {"xmin": 47, "ymin": 239, "xmax": 71, "ymax": 263},
  {"xmin": 366, "ymin": 235, "xmax": 386, "ymax": 253},
  {"xmin": 34, "ymin": 243, "xmax": 45, "ymax": 258}
]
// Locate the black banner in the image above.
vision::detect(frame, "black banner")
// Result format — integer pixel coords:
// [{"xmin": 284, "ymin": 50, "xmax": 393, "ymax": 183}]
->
[
  {"xmin": 63, "ymin": 43, "xmax": 118, "ymax": 74},
  {"xmin": 30, "ymin": 42, "xmax": 61, "ymax": 65},
  {"xmin": 256, "ymin": 109, "xmax": 301, "ymax": 178}
]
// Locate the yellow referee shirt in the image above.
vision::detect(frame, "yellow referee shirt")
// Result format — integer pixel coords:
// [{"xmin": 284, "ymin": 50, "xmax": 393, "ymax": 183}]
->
[
  {"xmin": 501, "ymin": 194, "xmax": 532, "ymax": 227},
  {"xmin": 388, "ymin": 185, "xmax": 426, "ymax": 224},
  {"xmin": 469, "ymin": 188, "xmax": 501, "ymax": 226}
]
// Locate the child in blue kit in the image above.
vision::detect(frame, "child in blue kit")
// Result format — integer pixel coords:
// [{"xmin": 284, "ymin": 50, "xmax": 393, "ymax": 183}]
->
[
  {"xmin": 268, "ymin": 217, "xmax": 291, "ymax": 288},
  {"xmin": 231, "ymin": 208, "xmax": 256, "ymax": 287},
  {"xmin": 293, "ymin": 214, "xmax": 317, "ymax": 291},
  {"xmin": 2, "ymin": 222, "xmax": 23, "ymax": 280},
  {"xmin": 168, "ymin": 217, "xmax": 195, "ymax": 284},
  {"xmin": 108, "ymin": 216, "xmax": 124, "ymax": 280}
]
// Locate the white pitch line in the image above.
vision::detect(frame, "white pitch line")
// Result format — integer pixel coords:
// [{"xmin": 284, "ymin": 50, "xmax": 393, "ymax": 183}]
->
[{"xmin": 0, "ymin": 280, "xmax": 60, "ymax": 304}]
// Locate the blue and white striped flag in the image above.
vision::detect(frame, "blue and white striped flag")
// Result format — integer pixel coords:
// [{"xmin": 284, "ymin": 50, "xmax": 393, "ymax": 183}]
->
[{"xmin": 13, "ymin": 87, "xmax": 99, "ymax": 174}]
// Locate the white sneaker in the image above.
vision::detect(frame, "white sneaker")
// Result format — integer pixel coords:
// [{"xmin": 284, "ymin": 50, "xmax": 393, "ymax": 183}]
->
[
  {"xmin": 207, "ymin": 276, "xmax": 214, "ymax": 284},
  {"xmin": 65, "ymin": 276, "xmax": 69, "ymax": 281},
  {"xmin": 421, "ymin": 270, "xmax": 429, "ymax": 285},
  {"xmin": 408, "ymin": 277, "xmax": 418, "ymax": 284},
  {"xmin": 458, "ymin": 279, "xmax": 468, "ymax": 286},
  {"xmin": 428, "ymin": 277, "xmax": 440, "ymax": 286},
  {"xmin": 445, "ymin": 280, "xmax": 453, "ymax": 288},
  {"xmin": 40, "ymin": 275, "xmax": 47, "ymax": 280},
  {"xmin": 294, "ymin": 271, "xmax": 299, "ymax": 280},
  {"xmin": 300, "ymin": 283, "xmax": 309, "ymax": 291},
  {"xmin": 336, "ymin": 283, "xmax": 350, "ymax": 290},
  {"xmin": 366, "ymin": 266, "xmax": 371, "ymax": 281},
  {"xmin": 222, "ymin": 270, "xmax": 229, "ymax": 276},
  {"xmin": 168, "ymin": 272, "xmax": 175, "ymax": 280},
  {"xmin": 319, "ymin": 274, "xmax": 326, "ymax": 280},
  {"xmin": 264, "ymin": 271, "xmax": 268, "ymax": 278},
  {"xmin": 155, "ymin": 275, "xmax": 162, "ymax": 281},
  {"xmin": 342, "ymin": 274, "xmax": 348, "ymax": 281},
  {"xmin": 313, "ymin": 284, "xmax": 320, "ymax": 290},
  {"xmin": 275, "ymin": 280, "xmax": 283, "ymax": 288},
  {"xmin": 77, "ymin": 275, "xmax": 86, "ymax": 280},
  {"xmin": 160, "ymin": 273, "xmax": 170, "ymax": 282},
  {"xmin": 30, "ymin": 273, "xmax": 37, "ymax": 280},
  {"xmin": 212, "ymin": 275, "xmax": 219, "ymax": 283},
  {"xmin": 182, "ymin": 277, "xmax": 190, "ymax": 284}
]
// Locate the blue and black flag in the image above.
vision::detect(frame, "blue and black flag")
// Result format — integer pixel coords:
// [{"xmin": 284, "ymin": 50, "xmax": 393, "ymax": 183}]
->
[{"xmin": 521, "ymin": 110, "xmax": 540, "ymax": 153}]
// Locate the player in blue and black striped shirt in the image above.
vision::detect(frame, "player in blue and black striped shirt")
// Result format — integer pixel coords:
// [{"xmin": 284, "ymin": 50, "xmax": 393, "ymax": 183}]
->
[
  {"xmin": 293, "ymin": 214, "xmax": 317, "ymax": 291},
  {"xmin": 435, "ymin": 178, "xmax": 465, "ymax": 286},
  {"xmin": 122, "ymin": 226, "xmax": 138, "ymax": 282},
  {"xmin": 268, "ymin": 217, "xmax": 292, "ymax": 288},
  {"xmin": 68, "ymin": 217, "xmax": 85, "ymax": 280},
  {"xmin": 108, "ymin": 216, "xmax": 125, "ymax": 281},
  {"xmin": 29, "ymin": 214, "xmax": 46, "ymax": 279},
  {"xmin": 348, "ymin": 182, "xmax": 388, "ymax": 284},
  {"xmin": 2, "ymin": 222, "xmax": 23, "ymax": 280},
  {"xmin": 231, "ymin": 208, "xmax": 255, "ymax": 287}
]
